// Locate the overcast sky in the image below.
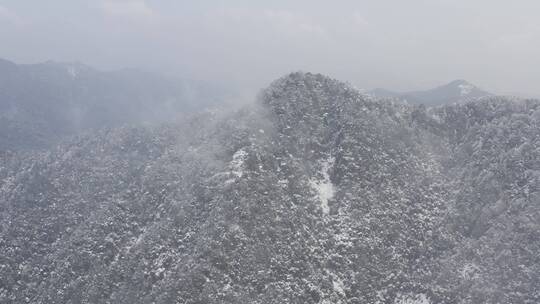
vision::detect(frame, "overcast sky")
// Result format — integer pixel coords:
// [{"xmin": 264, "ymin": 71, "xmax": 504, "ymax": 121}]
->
[{"xmin": 1, "ymin": 0, "xmax": 539, "ymax": 96}]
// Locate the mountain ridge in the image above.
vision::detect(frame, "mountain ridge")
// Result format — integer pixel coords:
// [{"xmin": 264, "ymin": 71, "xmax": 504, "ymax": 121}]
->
[
  {"xmin": 0, "ymin": 58, "xmax": 228, "ymax": 151},
  {"xmin": 368, "ymin": 79, "xmax": 493, "ymax": 106}
]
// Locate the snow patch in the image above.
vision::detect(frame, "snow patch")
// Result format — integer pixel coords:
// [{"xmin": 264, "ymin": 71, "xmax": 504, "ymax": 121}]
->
[
  {"xmin": 460, "ymin": 262, "xmax": 480, "ymax": 280},
  {"xmin": 67, "ymin": 66, "xmax": 78, "ymax": 78},
  {"xmin": 458, "ymin": 83, "xmax": 474, "ymax": 96},
  {"xmin": 334, "ymin": 228, "xmax": 353, "ymax": 247},
  {"xmin": 309, "ymin": 156, "xmax": 335, "ymax": 215},
  {"xmin": 214, "ymin": 148, "xmax": 249, "ymax": 184},
  {"xmin": 394, "ymin": 293, "xmax": 431, "ymax": 304},
  {"xmin": 427, "ymin": 108, "xmax": 443, "ymax": 123},
  {"xmin": 332, "ymin": 276, "xmax": 345, "ymax": 295},
  {"xmin": 430, "ymin": 112, "xmax": 442, "ymax": 123},
  {"xmin": 230, "ymin": 148, "xmax": 247, "ymax": 178}
]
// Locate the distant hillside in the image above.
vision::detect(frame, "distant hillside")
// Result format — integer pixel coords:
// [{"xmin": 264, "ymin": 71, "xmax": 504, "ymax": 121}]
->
[
  {"xmin": 0, "ymin": 58, "xmax": 228, "ymax": 151},
  {"xmin": 368, "ymin": 79, "xmax": 492, "ymax": 105}
]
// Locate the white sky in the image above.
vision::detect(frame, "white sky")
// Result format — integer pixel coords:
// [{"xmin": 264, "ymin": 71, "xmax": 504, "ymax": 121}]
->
[{"xmin": 1, "ymin": 0, "xmax": 539, "ymax": 96}]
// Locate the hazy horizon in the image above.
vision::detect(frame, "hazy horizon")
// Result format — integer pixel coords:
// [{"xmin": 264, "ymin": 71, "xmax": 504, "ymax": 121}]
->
[{"xmin": 1, "ymin": 0, "xmax": 540, "ymax": 97}]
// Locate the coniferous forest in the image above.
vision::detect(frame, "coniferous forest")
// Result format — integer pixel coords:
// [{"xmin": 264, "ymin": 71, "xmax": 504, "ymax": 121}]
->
[{"xmin": 1, "ymin": 72, "xmax": 539, "ymax": 303}]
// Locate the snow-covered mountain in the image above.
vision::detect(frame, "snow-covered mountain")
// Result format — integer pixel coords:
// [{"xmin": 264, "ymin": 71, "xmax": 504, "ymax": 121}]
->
[
  {"xmin": 368, "ymin": 79, "xmax": 492, "ymax": 106},
  {"xmin": 0, "ymin": 58, "xmax": 227, "ymax": 151},
  {"xmin": 1, "ymin": 73, "xmax": 538, "ymax": 303}
]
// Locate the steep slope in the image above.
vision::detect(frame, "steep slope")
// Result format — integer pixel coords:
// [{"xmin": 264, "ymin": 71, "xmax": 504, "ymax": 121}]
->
[
  {"xmin": 0, "ymin": 58, "xmax": 226, "ymax": 151},
  {"xmin": 369, "ymin": 79, "xmax": 492, "ymax": 106},
  {"xmin": 0, "ymin": 73, "xmax": 538, "ymax": 304}
]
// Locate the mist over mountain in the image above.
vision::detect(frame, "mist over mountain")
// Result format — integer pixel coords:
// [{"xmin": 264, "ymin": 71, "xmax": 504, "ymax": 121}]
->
[
  {"xmin": 368, "ymin": 80, "xmax": 493, "ymax": 106},
  {"xmin": 0, "ymin": 58, "xmax": 228, "ymax": 151},
  {"xmin": 1, "ymin": 72, "xmax": 538, "ymax": 304}
]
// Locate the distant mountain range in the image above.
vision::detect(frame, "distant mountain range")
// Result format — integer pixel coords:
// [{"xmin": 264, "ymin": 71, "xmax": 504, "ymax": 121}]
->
[
  {"xmin": 0, "ymin": 58, "xmax": 228, "ymax": 151},
  {"xmin": 368, "ymin": 79, "xmax": 492, "ymax": 106}
]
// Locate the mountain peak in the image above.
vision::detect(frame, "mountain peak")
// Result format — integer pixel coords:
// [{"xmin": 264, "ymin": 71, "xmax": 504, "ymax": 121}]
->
[
  {"xmin": 439, "ymin": 79, "xmax": 481, "ymax": 97},
  {"xmin": 447, "ymin": 79, "xmax": 470, "ymax": 86},
  {"xmin": 268, "ymin": 71, "xmax": 337, "ymax": 89},
  {"xmin": 261, "ymin": 72, "xmax": 360, "ymax": 115}
]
